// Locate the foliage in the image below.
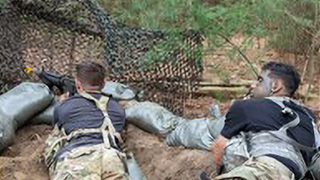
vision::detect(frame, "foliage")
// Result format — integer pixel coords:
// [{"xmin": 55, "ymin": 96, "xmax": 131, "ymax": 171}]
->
[
  {"xmin": 0, "ymin": 0, "xmax": 6, "ymax": 9},
  {"xmin": 98, "ymin": 0, "xmax": 262, "ymax": 47},
  {"xmin": 96, "ymin": 0, "xmax": 258, "ymax": 68},
  {"xmin": 250, "ymin": 0, "xmax": 319, "ymax": 53},
  {"xmin": 97, "ymin": 0, "xmax": 318, "ymax": 51},
  {"xmin": 1, "ymin": 0, "xmax": 318, "ymax": 69},
  {"xmin": 94, "ymin": 0, "xmax": 318, "ymax": 74}
]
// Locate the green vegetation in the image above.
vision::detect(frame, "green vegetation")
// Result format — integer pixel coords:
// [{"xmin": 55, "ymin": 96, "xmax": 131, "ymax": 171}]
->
[
  {"xmin": 0, "ymin": 0, "xmax": 6, "ymax": 8},
  {"xmin": 98, "ymin": 0, "xmax": 318, "ymax": 49},
  {"xmin": 98, "ymin": 0, "xmax": 263, "ymax": 47},
  {"xmin": 1, "ymin": 0, "xmax": 318, "ymax": 72},
  {"xmin": 97, "ymin": 0, "xmax": 319, "ymax": 71}
]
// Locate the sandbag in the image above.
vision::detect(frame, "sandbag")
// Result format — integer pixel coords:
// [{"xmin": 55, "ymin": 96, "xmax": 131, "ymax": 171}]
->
[
  {"xmin": 0, "ymin": 83, "xmax": 54, "ymax": 151},
  {"xmin": 126, "ymin": 101, "xmax": 225, "ymax": 149},
  {"xmin": 126, "ymin": 152, "xmax": 147, "ymax": 180},
  {"xmin": 102, "ymin": 81, "xmax": 136, "ymax": 100},
  {"xmin": 125, "ymin": 101, "xmax": 183, "ymax": 137},
  {"xmin": 29, "ymin": 101, "xmax": 56, "ymax": 125},
  {"xmin": 165, "ymin": 117, "xmax": 225, "ymax": 150}
]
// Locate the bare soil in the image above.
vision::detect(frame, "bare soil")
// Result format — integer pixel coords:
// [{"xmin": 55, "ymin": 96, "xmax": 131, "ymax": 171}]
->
[
  {"xmin": 0, "ymin": 125, "xmax": 51, "ymax": 180},
  {"xmin": 0, "ymin": 124, "xmax": 214, "ymax": 180}
]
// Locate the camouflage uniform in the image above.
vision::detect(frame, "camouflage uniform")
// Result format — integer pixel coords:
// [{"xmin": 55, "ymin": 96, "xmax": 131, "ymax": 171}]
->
[
  {"xmin": 214, "ymin": 156, "xmax": 294, "ymax": 180},
  {"xmin": 49, "ymin": 144, "xmax": 129, "ymax": 180}
]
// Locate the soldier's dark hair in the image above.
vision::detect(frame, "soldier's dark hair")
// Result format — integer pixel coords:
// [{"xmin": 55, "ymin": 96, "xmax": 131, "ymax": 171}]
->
[
  {"xmin": 76, "ymin": 61, "xmax": 106, "ymax": 90},
  {"xmin": 262, "ymin": 61, "xmax": 300, "ymax": 96}
]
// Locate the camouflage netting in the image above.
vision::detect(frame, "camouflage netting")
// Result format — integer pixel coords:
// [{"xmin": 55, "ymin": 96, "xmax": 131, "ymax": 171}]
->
[{"xmin": 0, "ymin": 0, "xmax": 203, "ymax": 116}]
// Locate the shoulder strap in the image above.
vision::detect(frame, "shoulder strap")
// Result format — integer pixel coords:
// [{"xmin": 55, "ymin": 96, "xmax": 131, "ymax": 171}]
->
[
  {"xmin": 80, "ymin": 93, "xmax": 118, "ymax": 148},
  {"xmin": 81, "ymin": 93, "xmax": 115, "ymax": 132},
  {"xmin": 264, "ymin": 97, "xmax": 318, "ymax": 152}
]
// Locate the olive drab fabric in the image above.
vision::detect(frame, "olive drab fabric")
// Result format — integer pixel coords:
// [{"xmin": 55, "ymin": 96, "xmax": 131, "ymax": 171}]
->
[
  {"xmin": 30, "ymin": 82, "xmax": 137, "ymax": 126},
  {"xmin": 102, "ymin": 82, "xmax": 137, "ymax": 101},
  {"xmin": 44, "ymin": 93, "xmax": 116, "ymax": 168}
]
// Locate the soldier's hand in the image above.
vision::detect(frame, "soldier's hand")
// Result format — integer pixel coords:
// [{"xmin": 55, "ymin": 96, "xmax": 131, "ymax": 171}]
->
[{"xmin": 213, "ymin": 136, "xmax": 227, "ymax": 171}]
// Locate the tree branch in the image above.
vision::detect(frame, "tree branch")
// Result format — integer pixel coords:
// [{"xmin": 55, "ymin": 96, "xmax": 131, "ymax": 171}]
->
[{"xmin": 217, "ymin": 33, "xmax": 258, "ymax": 78}]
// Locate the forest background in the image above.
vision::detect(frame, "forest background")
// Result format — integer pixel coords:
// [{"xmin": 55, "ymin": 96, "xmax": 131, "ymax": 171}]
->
[
  {"xmin": 0, "ymin": 0, "xmax": 319, "ymax": 101},
  {"xmin": 95, "ymin": 0, "xmax": 320, "ymax": 102}
]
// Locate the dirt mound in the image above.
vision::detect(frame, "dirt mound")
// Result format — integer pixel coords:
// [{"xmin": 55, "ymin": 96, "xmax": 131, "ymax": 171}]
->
[
  {"xmin": 0, "ymin": 125, "xmax": 51, "ymax": 180},
  {"xmin": 126, "ymin": 125, "xmax": 214, "ymax": 180},
  {"xmin": 0, "ymin": 124, "xmax": 214, "ymax": 180}
]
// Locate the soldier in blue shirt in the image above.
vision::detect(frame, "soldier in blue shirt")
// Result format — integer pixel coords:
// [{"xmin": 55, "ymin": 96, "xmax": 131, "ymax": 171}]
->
[{"xmin": 44, "ymin": 61, "xmax": 129, "ymax": 180}]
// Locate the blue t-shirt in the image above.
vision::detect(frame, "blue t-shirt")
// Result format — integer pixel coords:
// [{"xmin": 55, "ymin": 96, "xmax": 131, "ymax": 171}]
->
[
  {"xmin": 54, "ymin": 93, "xmax": 126, "ymax": 158},
  {"xmin": 220, "ymin": 98, "xmax": 316, "ymax": 179}
]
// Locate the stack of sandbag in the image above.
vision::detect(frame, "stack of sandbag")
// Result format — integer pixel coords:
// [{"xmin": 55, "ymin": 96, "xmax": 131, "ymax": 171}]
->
[
  {"xmin": 125, "ymin": 101, "xmax": 184, "ymax": 137},
  {"xmin": 0, "ymin": 83, "xmax": 54, "ymax": 152},
  {"xmin": 165, "ymin": 117, "xmax": 225, "ymax": 150},
  {"xmin": 29, "ymin": 101, "xmax": 56, "ymax": 125},
  {"xmin": 102, "ymin": 81, "xmax": 137, "ymax": 100},
  {"xmin": 125, "ymin": 101, "xmax": 225, "ymax": 150}
]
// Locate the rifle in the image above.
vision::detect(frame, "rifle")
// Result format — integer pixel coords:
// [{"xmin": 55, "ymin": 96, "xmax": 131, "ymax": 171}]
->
[{"xmin": 25, "ymin": 67, "xmax": 76, "ymax": 96}]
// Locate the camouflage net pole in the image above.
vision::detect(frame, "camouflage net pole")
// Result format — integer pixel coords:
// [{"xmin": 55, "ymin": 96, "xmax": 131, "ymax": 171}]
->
[{"xmin": 0, "ymin": 0, "xmax": 203, "ymax": 116}]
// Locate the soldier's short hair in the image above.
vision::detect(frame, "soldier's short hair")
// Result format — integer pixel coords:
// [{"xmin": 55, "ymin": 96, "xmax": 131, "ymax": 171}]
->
[
  {"xmin": 76, "ymin": 61, "xmax": 106, "ymax": 90},
  {"xmin": 262, "ymin": 61, "xmax": 300, "ymax": 96}
]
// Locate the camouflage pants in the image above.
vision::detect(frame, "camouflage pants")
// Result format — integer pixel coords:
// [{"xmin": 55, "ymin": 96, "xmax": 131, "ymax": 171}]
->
[
  {"xmin": 214, "ymin": 156, "xmax": 295, "ymax": 180},
  {"xmin": 49, "ymin": 144, "xmax": 129, "ymax": 180}
]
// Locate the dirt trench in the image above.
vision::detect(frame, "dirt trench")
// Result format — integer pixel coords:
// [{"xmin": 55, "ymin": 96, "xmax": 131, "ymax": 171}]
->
[{"xmin": 0, "ymin": 124, "xmax": 214, "ymax": 180}]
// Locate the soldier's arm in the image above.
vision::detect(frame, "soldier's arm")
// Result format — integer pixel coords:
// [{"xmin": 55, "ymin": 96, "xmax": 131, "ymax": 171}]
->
[
  {"xmin": 213, "ymin": 135, "xmax": 228, "ymax": 169},
  {"xmin": 212, "ymin": 100, "xmax": 248, "ymax": 170}
]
